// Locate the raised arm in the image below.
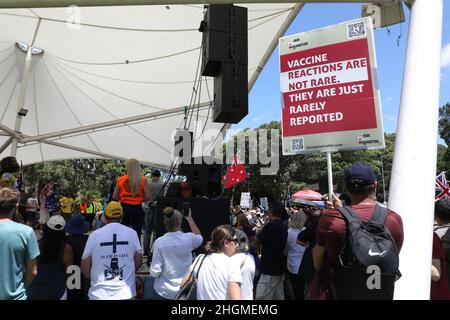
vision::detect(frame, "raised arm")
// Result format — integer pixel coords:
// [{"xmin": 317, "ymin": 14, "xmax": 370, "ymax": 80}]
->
[
  {"xmin": 112, "ymin": 183, "xmax": 120, "ymax": 201},
  {"xmin": 186, "ymin": 209, "xmax": 201, "ymax": 235}
]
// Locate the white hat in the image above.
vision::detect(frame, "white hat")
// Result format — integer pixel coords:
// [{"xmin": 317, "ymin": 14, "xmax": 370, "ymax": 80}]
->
[{"xmin": 47, "ymin": 215, "xmax": 66, "ymax": 231}]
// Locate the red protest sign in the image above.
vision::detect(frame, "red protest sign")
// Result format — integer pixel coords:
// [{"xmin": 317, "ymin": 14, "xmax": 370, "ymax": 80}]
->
[
  {"xmin": 279, "ymin": 18, "xmax": 384, "ymax": 154},
  {"xmin": 281, "ymin": 39, "xmax": 377, "ymax": 136}
]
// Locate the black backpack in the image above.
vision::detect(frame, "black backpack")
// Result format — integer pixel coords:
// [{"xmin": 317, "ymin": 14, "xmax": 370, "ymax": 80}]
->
[
  {"xmin": 434, "ymin": 225, "xmax": 450, "ymax": 289},
  {"xmin": 331, "ymin": 204, "xmax": 401, "ymax": 300}
]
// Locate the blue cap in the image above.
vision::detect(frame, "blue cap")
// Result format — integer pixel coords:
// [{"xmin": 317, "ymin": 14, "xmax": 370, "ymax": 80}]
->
[
  {"xmin": 65, "ymin": 214, "xmax": 90, "ymax": 235},
  {"xmin": 344, "ymin": 163, "xmax": 376, "ymax": 187}
]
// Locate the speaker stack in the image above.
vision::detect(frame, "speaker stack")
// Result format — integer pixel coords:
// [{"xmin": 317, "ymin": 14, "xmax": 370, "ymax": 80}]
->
[
  {"xmin": 155, "ymin": 197, "xmax": 230, "ymax": 242},
  {"xmin": 200, "ymin": 4, "xmax": 248, "ymax": 124},
  {"xmin": 177, "ymin": 156, "xmax": 222, "ymax": 198}
]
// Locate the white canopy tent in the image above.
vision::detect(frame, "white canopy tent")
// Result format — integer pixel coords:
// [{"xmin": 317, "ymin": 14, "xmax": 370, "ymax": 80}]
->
[
  {"xmin": 0, "ymin": 3, "xmax": 304, "ymax": 168},
  {"xmin": 0, "ymin": 0, "xmax": 446, "ymax": 300}
]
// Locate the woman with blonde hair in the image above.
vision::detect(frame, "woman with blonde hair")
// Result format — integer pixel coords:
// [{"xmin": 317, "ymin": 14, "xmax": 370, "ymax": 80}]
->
[
  {"xmin": 113, "ymin": 159, "xmax": 150, "ymax": 237},
  {"xmin": 150, "ymin": 207, "xmax": 202, "ymax": 299},
  {"xmin": 181, "ymin": 225, "xmax": 242, "ymax": 300},
  {"xmin": 285, "ymin": 211, "xmax": 307, "ymax": 300}
]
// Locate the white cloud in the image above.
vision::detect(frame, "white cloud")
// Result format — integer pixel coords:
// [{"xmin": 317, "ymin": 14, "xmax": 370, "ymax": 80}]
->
[
  {"xmin": 384, "ymin": 115, "xmax": 396, "ymax": 122},
  {"xmin": 252, "ymin": 115, "xmax": 266, "ymax": 123},
  {"xmin": 386, "ymin": 97, "xmax": 393, "ymax": 102},
  {"xmin": 441, "ymin": 43, "xmax": 450, "ymax": 69}
]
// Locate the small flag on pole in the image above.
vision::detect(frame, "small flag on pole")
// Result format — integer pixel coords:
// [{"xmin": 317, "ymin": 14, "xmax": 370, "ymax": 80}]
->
[
  {"xmin": 435, "ymin": 171, "xmax": 450, "ymax": 201},
  {"xmin": 224, "ymin": 155, "xmax": 247, "ymax": 189}
]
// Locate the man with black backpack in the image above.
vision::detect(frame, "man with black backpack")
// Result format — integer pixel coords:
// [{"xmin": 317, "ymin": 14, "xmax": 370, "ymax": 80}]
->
[
  {"xmin": 312, "ymin": 163, "xmax": 404, "ymax": 300},
  {"xmin": 434, "ymin": 199, "xmax": 450, "ymax": 291}
]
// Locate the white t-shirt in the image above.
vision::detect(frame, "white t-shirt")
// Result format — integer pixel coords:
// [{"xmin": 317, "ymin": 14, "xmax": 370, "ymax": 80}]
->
[
  {"xmin": 82, "ymin": 222, "xmax": 142, "ymax": 300},
  {"xmin": 285, "ymin": 228, "xmax": 306, "ymax": 274},
  {"xmin": 27, "ymin": 197, "xmax": 39, "ymax": 212},
  {"xmin": 230, "ymin": 253, "xmax": 255, "ymax": 300},
  {"xmin": 191, "ymin": 253, "xmax": 243, "ymax": 300},
  {"xmin": 150, "ymin": 231, "xmax": 203, "ymax": 299}
]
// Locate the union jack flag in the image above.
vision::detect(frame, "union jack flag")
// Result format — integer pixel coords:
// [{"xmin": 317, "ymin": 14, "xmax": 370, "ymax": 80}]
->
[{"xmin": 435, "ymin": 171, "xmax": 450, "ymax": 201}]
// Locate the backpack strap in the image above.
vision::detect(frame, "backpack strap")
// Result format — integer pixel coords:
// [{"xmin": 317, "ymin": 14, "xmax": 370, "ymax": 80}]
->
[
  {"xmin": 187, "ymin": 254, "xmax": 202, "ymax": 282},
  {"xmin": 370, "ymin": 203, "xmax": 388, "ymax": 225},
  {"xmin": 240, "ymin": 254, "xmax": 248, "ymax": 269},
  {"xmin": 337, "ymin": 206, "xmax": 361, "ymax": 224},
  {"xmin": 192, "ymin": 254, "xmax": 207, "ymax": 280}
]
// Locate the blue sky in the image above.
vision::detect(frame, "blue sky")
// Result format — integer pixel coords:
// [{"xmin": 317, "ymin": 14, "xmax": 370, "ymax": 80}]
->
[{"xmin": 235, "ymin": 2, "xmax": 450, "ymax": 144}]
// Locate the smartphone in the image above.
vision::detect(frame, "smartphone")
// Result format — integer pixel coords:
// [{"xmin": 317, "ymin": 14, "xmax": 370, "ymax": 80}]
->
[{"xmin": 182, "ymin": 202, "xmax": 190, "ymax": 216}]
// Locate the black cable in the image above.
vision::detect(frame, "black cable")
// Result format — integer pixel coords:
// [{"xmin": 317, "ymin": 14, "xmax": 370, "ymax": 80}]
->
[
  {"xmin": 193, "ymin": 72, "xmax": 203, "ymax": 140},
  {"xmin": 200, "ymin": 75, "xmax": 213, "ymax": 135},
  {"xmin": 187, "ymin": 70, "xmax": 202, "ymax": 130},
  {"xmin": 185, "ymin": 43, "xmax": 203, "ymax": 130}
]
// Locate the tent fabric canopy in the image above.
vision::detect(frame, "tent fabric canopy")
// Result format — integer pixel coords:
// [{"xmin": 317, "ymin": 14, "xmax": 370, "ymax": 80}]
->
[
  {"xmin": 290, "ymin": 189, "xmax": 323, "ymax": 201},
  {"xmin": 0, "ymin": 4, "xmax": 299, "ymax": 167}
]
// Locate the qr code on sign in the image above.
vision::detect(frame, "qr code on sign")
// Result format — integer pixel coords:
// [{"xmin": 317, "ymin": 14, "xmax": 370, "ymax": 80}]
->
[
  {"xmin": 347, "ymin": 21, "xmax": 366, "ymax": 39},
  {"xmin": 291, "ymin": 137, "xmax": 304, "ymax": 151}
]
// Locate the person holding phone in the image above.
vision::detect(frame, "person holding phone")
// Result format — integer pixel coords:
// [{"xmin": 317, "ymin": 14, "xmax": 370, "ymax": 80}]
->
[
  {"xmin": 182, "ymin": 202, "xmax": 190, "ymax": 217},
  {"xmin": 149, "ymin": 207, "xmax": 202, "ymax": 299}
]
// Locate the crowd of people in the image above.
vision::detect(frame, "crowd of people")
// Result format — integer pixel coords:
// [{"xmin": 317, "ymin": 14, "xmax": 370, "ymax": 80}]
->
[{"xmin": 1, "ymin": 157, "xmax": 449, "ymax": 300}]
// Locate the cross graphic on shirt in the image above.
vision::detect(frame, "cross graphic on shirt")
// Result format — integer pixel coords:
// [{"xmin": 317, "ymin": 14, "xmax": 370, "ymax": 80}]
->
[{"xmin": 100, "ymin": 234, "xmax": 128, "ymax": 253}]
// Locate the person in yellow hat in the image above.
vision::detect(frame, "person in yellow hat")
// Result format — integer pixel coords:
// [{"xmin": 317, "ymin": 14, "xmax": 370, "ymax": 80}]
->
[{"xmin": 80, "ymin": 201, "xmax": 143, "ymax": 300}]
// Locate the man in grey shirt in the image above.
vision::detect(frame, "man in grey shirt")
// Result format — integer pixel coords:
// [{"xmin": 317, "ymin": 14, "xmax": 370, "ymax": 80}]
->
[{"xmin": 143, "ymin": 170, "xmax": 165, "ymax": 256}]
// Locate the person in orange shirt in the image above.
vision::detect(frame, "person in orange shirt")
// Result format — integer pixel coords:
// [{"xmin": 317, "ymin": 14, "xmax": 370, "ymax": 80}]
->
[
  {"xmin": 113, "ymin": 159, "xmax": 150, "ymax": 238},
  {"xmin": 79, "ymin": 199, "xmax": 88, "ymax": 215}
]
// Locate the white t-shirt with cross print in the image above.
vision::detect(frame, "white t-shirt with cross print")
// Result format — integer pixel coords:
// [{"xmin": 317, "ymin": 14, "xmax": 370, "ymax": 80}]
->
[{"xmin": 82, "ymin": 222, "xmax": 142, "ymax": 300}]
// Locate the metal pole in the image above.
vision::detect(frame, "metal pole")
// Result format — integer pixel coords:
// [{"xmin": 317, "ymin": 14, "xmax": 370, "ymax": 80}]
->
[
  {"xmin": 10, "ymin": 48, "xmax": 32, "ymax": 157},
  {"xmin": 388, "ymin": 0, "xmax": 443, "ymax": 300},
  {"xmin": 248, "ymin": 3, "xmax": 304, "ymax": 91},
  {"xmin": 32, "ymin": 138, "xmax": 170, "ymax": 169},
  {"xmin": 381, "ymin": 153, "xmax": 386, "ymax": 203},
  {"xmin": 21, "ymin": 102, "xmax": 210, "ymax": 144},
  {"xmin": 326, "ymin": 151, "xmax": 333, "ymax": 201},
  {"xmin": 10, "ymin": 18, "xmax": 42, "ymax": 156},
  {"xmin": 0, "ymin": 137, "xmax": 13, "ymax": 154}
]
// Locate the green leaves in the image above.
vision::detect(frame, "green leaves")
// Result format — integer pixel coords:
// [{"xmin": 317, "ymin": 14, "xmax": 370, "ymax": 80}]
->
[
  {"xmin": 23, "ymin": 159, "xmax": 126, "ymax": 197},
  {"xmin": 226, "ymin": 123, "xmax": 397, "ymax": 205}
]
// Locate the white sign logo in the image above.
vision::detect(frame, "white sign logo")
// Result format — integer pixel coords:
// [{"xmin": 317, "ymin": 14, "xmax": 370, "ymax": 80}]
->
[
  {"xmin": 288, "ymin": 38, "xmax": 307, "ymax": 50},
  {"xmin": 368, "ymin": 248, "xmax": 387, "ymax": 257}
]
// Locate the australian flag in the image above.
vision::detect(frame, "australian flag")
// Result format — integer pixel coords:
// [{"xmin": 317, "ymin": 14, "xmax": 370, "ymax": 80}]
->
[{"xmin": 435, "ymin": 171, "xmax": 450, "ymax": 201}]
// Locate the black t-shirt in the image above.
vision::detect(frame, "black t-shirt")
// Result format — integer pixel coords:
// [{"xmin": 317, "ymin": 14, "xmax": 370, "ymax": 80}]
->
[
  {"xmin": 257, "ymin": 219, "xmax": 288, "ymax": 276},
  {"xmin": 67, "ymin": 234, "xmax": 88, "ymax": 266},
  {"xmin": 297, "ymin": 219, "xmax": 318, "ymax": 282}
]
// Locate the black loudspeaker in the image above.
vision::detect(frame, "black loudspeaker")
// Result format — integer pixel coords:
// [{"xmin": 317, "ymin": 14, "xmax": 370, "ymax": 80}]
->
[
  {"xmin": 155, "ymin": 197, "xmax": 230, "ymax": 243},
  {"xmin": 201, "ymin": 4, "xmax": 248, "ymax": 77},
  {"xmin": 213, "ymin": 62, "xmax": 248, "ymax": 123},
  {"xmin": 177, "ymin": 157, "xmax": 222, "ymax": 198},
  {"xmin": 166, "ymin": 182, "xmax": 181, "ymax": 198}
]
